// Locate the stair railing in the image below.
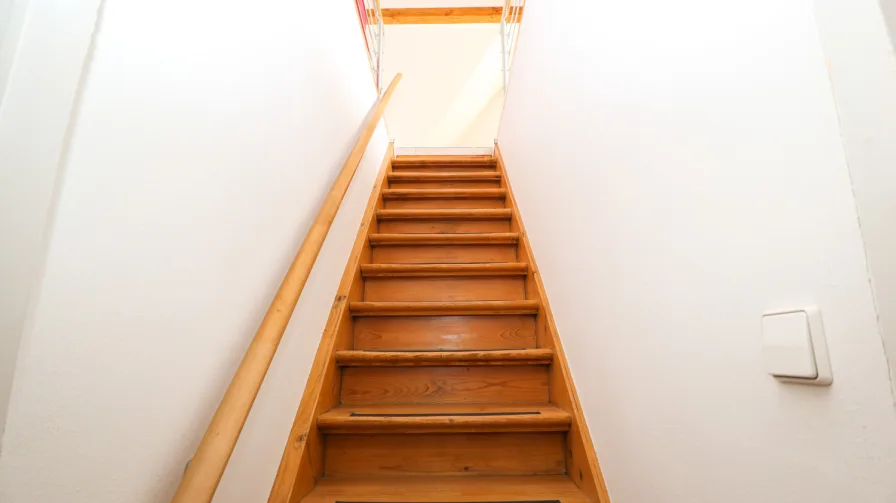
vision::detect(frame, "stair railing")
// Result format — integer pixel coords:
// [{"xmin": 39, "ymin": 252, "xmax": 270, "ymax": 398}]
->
[
  {"xmin": 360, "ymin": 0, "xmax": 385, "ymax": 93},
  {"xmin": 500, "ymin": 0, "xmax": 525, "ymax": 90},
  {"xmin": 170, "ymin": 73, "xmax": 402, "ymax": 503}
]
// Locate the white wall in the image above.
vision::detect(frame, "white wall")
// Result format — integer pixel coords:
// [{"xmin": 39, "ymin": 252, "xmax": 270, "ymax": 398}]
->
[
  {"xmin": 0, "ymin": 0, "xmax": 100, "ymax": 451},
  {"xmin": 382, "ymin": 24, "xmax": 503, "ymax": 148},
  {"xmin": 0, "ymin": 0, "xmax": 30, "ymax": 104},
  {"xmin": 0, "ymin": 0, "xmax": 388, "ymax": 502},
  {"xmin": 813, "ymin": 0, "xmax": 896, "ymax": 401},
  {"xmin": 498, "ymin": 1, "xmax": 896, "ymax": 502}
]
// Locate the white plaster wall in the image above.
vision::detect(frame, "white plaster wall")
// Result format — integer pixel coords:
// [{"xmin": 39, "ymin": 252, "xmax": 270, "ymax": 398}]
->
[
  {"xmin": 0, "ymin": 0, "xmax": 100, "ymax": 452},
  {"xmin": 814, "ymin": 0, "xmax": 896, "ymax": 401},
  {"xmin": 0, "ymin": 0, "xmax": 387, "ymax": 502},
  {"xmin": 498, "ymin": 0, "xmax": 896, "ymax": 501}
]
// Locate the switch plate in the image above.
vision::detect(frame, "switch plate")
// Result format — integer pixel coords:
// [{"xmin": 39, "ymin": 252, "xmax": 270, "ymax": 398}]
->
[{"xmin": 762, "ymin": 307, "xmax": 832, "ymax": 386}]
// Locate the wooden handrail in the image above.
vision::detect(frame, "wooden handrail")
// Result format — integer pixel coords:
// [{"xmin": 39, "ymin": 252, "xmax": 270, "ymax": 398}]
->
[{"xmin": 170, "ymin": 73, "xmax": 402, "ymax": 503}]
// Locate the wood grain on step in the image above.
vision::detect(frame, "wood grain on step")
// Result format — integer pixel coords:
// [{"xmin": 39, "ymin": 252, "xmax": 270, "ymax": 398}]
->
[
  {"xmin": 376, "ymin": 208, "xmax": 512, "ymax": 233},
  {"xmin": 302, "ymin": 475, "xmax": 591, "ymax": 503},
  {"xmin": 388, "ymin": 172, "xmax": 502, "ymax": 181},
  {"xmin": 361, "ymin": 263, "xmax": 528, "ymax": 277},
  {"xmin": 384, "ymin": 198, "xmax": 507, "ymax": 209},
  {"xmin": 340, "ymin": 365, "xmax": 549, "ymax": 404},
  {"xmin": 363, "ymin": 276, "xmax": 525, "ymax": 302},
  {"xmin": 383, "ymin": 189, "xmax": 506, "ymax": 199},
  {"xmin": 349, "ymin": 300, "xmax": 540, "ymax": 316},
  {"xmin": 369, "ymin": 233, "xmax": 519, "ymax": 245},
  {"xmin": 372, "ymin": 245, "xmax": 517, "ymax": 264},
  {"xmin": 323, "ymin": 432, "xmax": 565, "ymax": 477},
  {"xmin": 335, "ymin": 349, "xmax": 553, "ymax": 366},
  {"xmin": 377, "ymin": 208, "xmax": 513, "ymax": 220},
  {"xmin": 379, "ymin": 219, "xmax": 511, "ymax": 233},
  {"xmin": 391, "ymin": 155, "xmax": 496, "ymax": 166},
  {"xmin": 353, "ymin": 315, "xmax": 537, "ymax": 350}
]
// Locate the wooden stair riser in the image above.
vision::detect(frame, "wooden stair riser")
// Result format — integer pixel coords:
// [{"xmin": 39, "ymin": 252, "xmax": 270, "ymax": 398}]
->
[
  {"xmin": 353, "ymin": 315, "xmax": 538, "ymax": 351},
  {"xmin": 323, "ymin": 432, "xmax": 566, "ymax": 477},
  {"xmin": 390, "ymin": 158, "xmax": 498, "ymax": 174},
  {"xmin": 379, "ymin": 218, "xmax": 511, "ymax": 233},
  {"xmin": 372, "ymin": 244, "xmax": 518, "ymax": 264},
  {"xmin": 376, "ymin": 208, "xmax": 512, "ymax": 233},
  {"xmin": 384, "ymin": 198, "xmax": 506, "ymax": 209},
  {"xmin": 340, "ymin": 365, "xmax": 550, "ymax": 405},
  {"xmin": 389, "ymin": 178, "xmax": 502, "ymax": 189},
  {"xmin": 364, "ymin": 276, "xmax": 525, "ymax": 302},
  {"xmin": 390, "ymin": 165, "xmax": 498, "ymax": 173}
]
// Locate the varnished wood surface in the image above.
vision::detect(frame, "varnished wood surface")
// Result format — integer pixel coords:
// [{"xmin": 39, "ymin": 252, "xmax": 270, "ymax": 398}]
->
[
  {"xmin": 369, "ymin": 233, "xmax": 519, "ymax": 245},
  {"xmin": 388, "ymin": 172, "xmax": 501, "ymax": 189},
  {"xmin": 364, "ymin": 276, "xmax": 524, "ymax": 302},
  {"xmin": 377, "ymin": 208, "xmax": 512, "ymax": 220},
  {"xmin": 372, "ymin": 244, "xmax": 517, "ymax": 264},
  {"xmin": 335, "ymin": 349, "xmax": 553, "ymax": 366},
  {"xmin": 324, "ymin": 432, "xmax": 564, "ymax": 477},
  {"xmin": 391, "ymin": 155, "xmax": 496, "ymax": 166},
  {"xmin": 353, "ymin": 315, "xmax": 537, "ymax": 351},
  {"xmin": 377, "ymin": 208, "xmax": 512, "ymax": 233},
  {"xmin": 302, "ymin": 475, "xmax": 590, "ymax": 503},
  {"xmin": 350, "ymin": 300, "xmax": 540, "ymax": 317},
  {"xmin": 341, "ymin": 365, "xmax": 549, "ymax": 404},
  {"xmin": 361, "ymin": 263, "xmax": 527, "ymax": 277},
  {"xmin": 318, "ymin": 403, "xmax": 570, "ymax": 434}
]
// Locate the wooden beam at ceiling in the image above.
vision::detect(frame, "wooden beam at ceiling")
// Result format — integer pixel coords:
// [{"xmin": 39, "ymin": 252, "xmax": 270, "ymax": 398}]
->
[{"xmin": 378, "ymin": 7, "xmax": 524, "ymax": 25}]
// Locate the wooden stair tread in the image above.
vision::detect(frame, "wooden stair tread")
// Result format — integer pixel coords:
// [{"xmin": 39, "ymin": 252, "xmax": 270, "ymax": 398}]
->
[
  {"xmin": 383, "ymin": 188, "xmax": 506, "ymax": 199},
  {"xmin": 318, "ymin": 403, "xmax": 570, "ymax": 434},
  {"xmin": 389, "ymin": 172, "xmax": 502, "ymax": 181},
  {"xmin": 350, "ymin": 300, "xmax": 540, "ymax": 316},
  {"xmin": 377, "ymin": 208, "xmax": 513, "ymax": 220},
  {"xmin": 392, "ymin": 156, "xmax": 496, "ymax": 166},
  {"xmin": 302, "ymin": 475, "xmax": 591, "ymax": 503},
  {"xmin": 369, "ymin": 233, "xmax": 519, "ymax": 245},
  {"xmin": 361, "ymin": 263, "xmax": 528, "ymax": 277},
  {"xmin": 335, "ymin": 349, "xmax": 553, "ymax": 366}
]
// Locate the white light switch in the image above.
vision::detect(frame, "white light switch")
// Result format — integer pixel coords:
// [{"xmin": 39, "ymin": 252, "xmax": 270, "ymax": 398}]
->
[{"xmin": 762, "ymin": 307, "xmax": 833, "ymax": 385}]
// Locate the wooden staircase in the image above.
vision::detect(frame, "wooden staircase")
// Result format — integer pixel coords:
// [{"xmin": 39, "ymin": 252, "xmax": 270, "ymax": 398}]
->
[{"xmin": 271, "ymin": 152, "xmax": 609, "ymax": 503}]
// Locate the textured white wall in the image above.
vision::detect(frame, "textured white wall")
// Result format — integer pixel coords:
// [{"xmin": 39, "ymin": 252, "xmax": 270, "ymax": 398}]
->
[
  {"xmin": 498, "ymin": 0, "xmax": 896, "ymax": 502},
  {"xmin": 0, "ymin": 0, "xmax": 101, "ymax": 452},
  {"xmin": 814, "ymin": 0, "xmax": 896, "ymax": 401},
  {"xmin": 0, "ymin": 0, "xmax": 387, "ymax": 502}
]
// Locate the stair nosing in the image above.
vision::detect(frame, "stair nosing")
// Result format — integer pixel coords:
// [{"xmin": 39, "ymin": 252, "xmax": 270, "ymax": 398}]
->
[
  {"xmin": 361, "ymin": 263, "xmax": 528, "ymax": 277},
  {"xmin": 350, "ymin": 300, "xmax": 540, "ymax": 316},
  {"xmin": 318, "ymin": 404, "xmax": 571, "ymax": 434},
  {"xmin": 335, "ymin": 348, "xmax": 553, "ymax": 366},
  {"xmin": 382, "ymin": 188, "xmax": 505, "ymax": 199},
  {"xmin": 376, "ymin": 208, "xmax": 513, "ymax": 221},
  {"xmin": 368, "ymin": 232, "xmax": 519, "ymax": 246},
  {"xmin": 388, "ymin": 172, "xmax": 502, "ymax": 180}
]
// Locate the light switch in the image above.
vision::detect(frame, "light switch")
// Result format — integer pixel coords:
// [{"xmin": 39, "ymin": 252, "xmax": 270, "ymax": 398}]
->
[{"xmin": 761, "ymin": 307, "xmax": 832, "ymax": 385}]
